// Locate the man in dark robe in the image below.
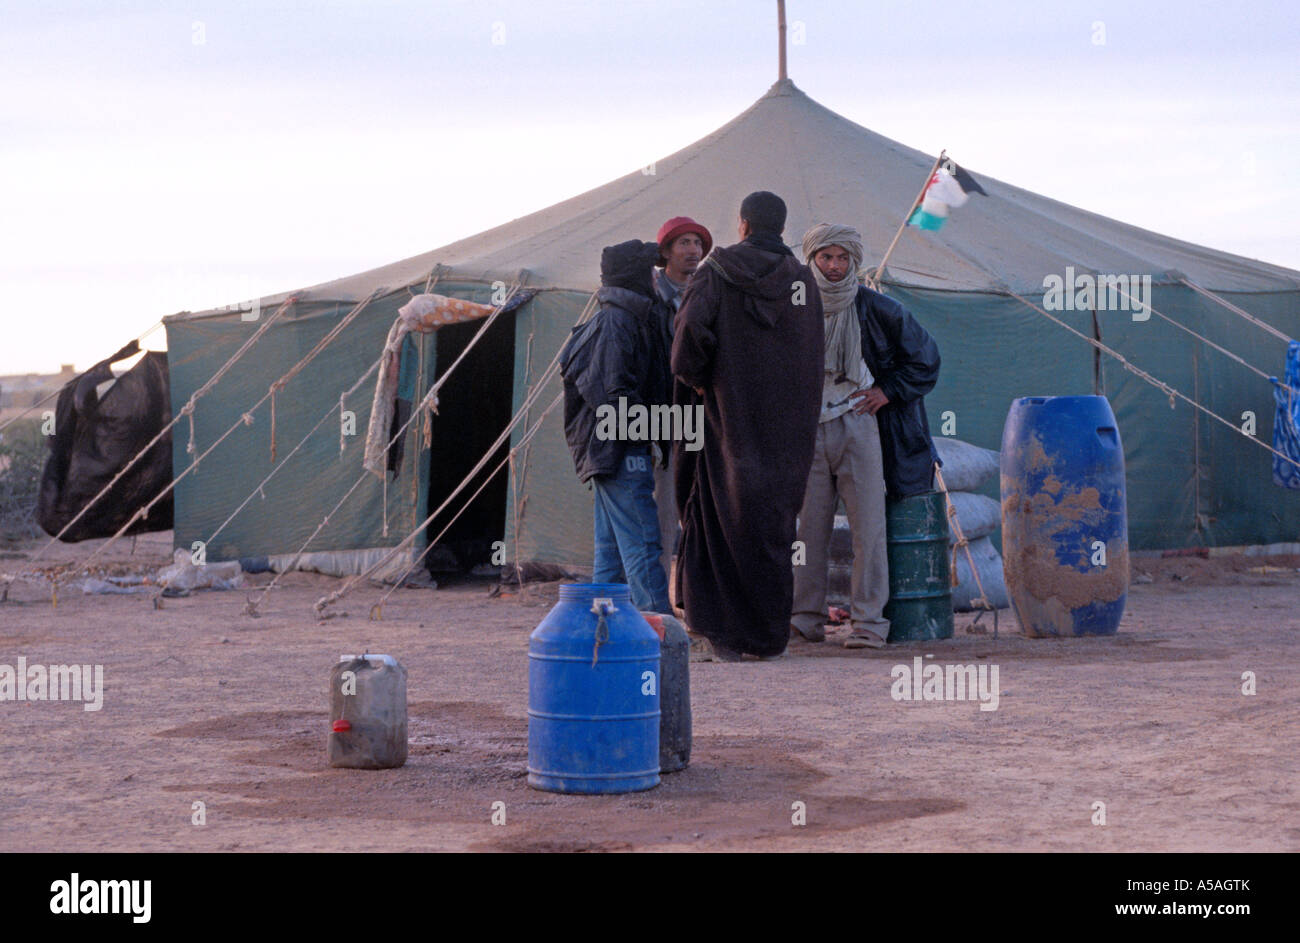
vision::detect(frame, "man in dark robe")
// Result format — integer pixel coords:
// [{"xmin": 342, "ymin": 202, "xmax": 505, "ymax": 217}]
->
[{"xmin": 670, "ymin": 191, "xmax": 824, "ymax": 660}]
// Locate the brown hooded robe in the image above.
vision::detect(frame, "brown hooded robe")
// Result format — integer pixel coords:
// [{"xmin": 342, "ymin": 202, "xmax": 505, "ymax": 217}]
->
[{"xmin": 671, "ymin": 239, "xmax": 824, "ymax": 656}]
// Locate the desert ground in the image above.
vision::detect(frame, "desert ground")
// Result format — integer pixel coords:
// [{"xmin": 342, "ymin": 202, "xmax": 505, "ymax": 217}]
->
[{"xmin": 1, "ymin": 530, "xmax": 1296, "ymax": 853}]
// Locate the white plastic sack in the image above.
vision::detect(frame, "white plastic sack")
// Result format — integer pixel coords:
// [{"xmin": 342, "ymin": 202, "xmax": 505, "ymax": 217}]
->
[
  {"xmin": 947, "ymin": 491, "xmax": 1001, "ymax": 542},
  {"xmin": 81, "ymin": 577, "xmax": 153, "ymax": 595},
  {"xmin": 951, "ymin": 535, "xmax": 1010, "ymax": 611},
  {"xmin": 935, "ymin": 437, "xmax": 1000, "ymax": 492},
  {"xmin": 156, "ymin": 549, "xmax": 244, "ymax": 592}
]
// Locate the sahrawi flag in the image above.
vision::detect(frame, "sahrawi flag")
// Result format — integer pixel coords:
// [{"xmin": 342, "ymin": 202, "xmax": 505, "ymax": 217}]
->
[{"xmin": 907, "ymin": 160, "xmax": 987, "ymax": 231}]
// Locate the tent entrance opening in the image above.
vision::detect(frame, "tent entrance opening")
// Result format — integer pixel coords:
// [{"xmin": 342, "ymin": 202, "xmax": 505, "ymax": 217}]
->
[{"xmin": 424, "ymin": 310, "xmax": 516, "ymax": 576}]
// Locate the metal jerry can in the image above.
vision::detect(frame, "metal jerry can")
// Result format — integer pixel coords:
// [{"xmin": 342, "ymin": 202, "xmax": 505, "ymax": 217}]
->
[{"xmin": 642, "ymin": 611, "xmax": 692, "ymax": 773}]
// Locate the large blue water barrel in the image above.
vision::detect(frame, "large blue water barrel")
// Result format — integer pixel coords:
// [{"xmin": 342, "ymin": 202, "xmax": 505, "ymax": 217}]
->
[
  {"xmin": 1000, "ymin": 395, "xmax": 1129, "ymax": 637},
  {"xmin": 528, "ymin": 583, "xmax": 661, "ymax": 793}
]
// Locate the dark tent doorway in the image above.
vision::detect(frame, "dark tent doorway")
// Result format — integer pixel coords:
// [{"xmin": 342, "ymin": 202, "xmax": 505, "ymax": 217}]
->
[{"xmin": 424, "ymin": 310, "xmax": 516, "ymax": 576}]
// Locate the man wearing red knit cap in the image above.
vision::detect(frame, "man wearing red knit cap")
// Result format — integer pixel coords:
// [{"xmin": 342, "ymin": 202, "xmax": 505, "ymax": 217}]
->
[
  {"xmin": 652, "ymin": 216, "xmax": 712, "ymax": 603},
  {"xmin": 654, "ymin": 216, "xmax": 712, "ymax": 315}
]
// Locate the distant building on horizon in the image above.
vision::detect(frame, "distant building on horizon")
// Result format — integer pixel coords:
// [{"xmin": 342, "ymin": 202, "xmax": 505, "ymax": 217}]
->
[{"xmin": 0, "ymin": 364, "xmax": 76, "ymax": 413}]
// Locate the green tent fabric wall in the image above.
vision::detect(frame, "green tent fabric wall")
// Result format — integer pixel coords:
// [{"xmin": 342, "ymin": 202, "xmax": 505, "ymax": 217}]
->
[
  {"xmin": 503, "ymin": 288, "xmax": 597, "ymax": 566},
  {"xmin": 165, "ymin": 295, "xmax": 432, "ymax": 569}
]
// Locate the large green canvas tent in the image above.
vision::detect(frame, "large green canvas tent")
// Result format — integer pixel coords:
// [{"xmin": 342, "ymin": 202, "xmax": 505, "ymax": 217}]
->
[{"xmin": 164, "ymin": 79, "xmax": 1300, "ymax": 574}]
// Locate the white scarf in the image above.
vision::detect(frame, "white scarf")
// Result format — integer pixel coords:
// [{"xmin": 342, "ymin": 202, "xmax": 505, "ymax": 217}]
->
[{"xmin": 802, "ymin": 223, "xmax": 868, "ymax": 386}]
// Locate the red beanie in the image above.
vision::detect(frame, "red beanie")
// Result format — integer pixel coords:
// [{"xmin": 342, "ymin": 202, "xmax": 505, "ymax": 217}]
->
[{"xmin": 656, "ymin": 216, "xmax": 713, "ymax": 262}]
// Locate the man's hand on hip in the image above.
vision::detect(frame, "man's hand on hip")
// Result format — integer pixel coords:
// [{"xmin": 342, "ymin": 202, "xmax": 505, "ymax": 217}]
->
[{"xmin": 850, "ymin": 386, "xmax": 890, "ymax": 415}]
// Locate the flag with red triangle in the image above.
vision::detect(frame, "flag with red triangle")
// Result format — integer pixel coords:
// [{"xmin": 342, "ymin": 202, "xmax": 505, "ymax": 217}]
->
[{"xmin": 907, "ymin": 160, "xmax": 987, "ymax": 231}]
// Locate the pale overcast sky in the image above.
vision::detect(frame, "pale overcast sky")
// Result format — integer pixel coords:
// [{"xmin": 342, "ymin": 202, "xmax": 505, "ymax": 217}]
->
[{"xmin": 2, "ymin": 0, "xmax": 1297, "ymax": 374}]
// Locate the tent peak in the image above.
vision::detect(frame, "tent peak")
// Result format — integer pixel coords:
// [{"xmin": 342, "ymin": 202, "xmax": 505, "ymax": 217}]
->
[{"xmin": 760, "ymin": 77, "xmax": 805, "ymax": 101}]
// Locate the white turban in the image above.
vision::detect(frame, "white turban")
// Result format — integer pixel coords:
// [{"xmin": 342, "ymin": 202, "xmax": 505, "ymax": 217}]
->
[{"xmin": 803, "ymin": 223, "xmax": 868, "ymax": 385}]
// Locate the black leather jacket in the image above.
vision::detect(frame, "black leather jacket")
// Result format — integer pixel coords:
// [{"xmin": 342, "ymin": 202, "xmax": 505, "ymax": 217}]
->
[
  {"xmin": 561, "ymin": 285, "xmax": 673, "ymax": 482},
  {"xmin": 855, "ymin": 286, "xmax": 942, "ymax": 497}
]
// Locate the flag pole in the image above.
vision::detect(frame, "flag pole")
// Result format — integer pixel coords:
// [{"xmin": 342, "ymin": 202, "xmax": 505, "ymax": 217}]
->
[
  {"xmin": 867, "ymin": 149, "xmax": 945, "ymax": 290},
  {"xmin": 777, "ymin": 0, "xmax": 787, "ymax": 81}
]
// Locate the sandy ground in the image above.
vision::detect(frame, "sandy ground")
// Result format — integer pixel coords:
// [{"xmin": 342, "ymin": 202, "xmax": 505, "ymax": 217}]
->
[{"xmin": 1, "ymin": 530, "xmax": 1297, "ymax": 853}]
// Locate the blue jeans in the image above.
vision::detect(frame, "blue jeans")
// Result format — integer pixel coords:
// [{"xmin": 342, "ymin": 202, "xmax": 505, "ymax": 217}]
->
[{"xmin": 591, "ymin": 447, "xmax": 672, "ymax": 613}]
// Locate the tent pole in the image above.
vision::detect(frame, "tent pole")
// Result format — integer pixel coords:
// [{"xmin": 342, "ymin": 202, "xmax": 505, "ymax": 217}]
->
[
  {"xmin": 777, "ymin": 1, "xmax": 787, "ymax": 81},
  {"xmin": 868, "ymin": 149, "xmax": 944, "ymax": 290},
  {"xmin": 1193, "ymin": 351, "xmax": 1202, "ymax": 540},
  {"xmin": 412, "ymin": 334, "xmax": 428, "ymax": 548},
  {"xmin": 1092, "ymin": 304, "xmax": 1102, "ymax": 394}
]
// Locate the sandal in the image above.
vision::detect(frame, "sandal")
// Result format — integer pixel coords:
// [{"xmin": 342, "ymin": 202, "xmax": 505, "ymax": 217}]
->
[{"xmin": 844, "ymin": 629, "xmax": 886, "ymax": 649}]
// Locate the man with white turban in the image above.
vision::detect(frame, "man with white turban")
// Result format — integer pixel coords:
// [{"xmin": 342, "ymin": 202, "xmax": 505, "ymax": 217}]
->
[{"xmin": 793, "ymin": 223, "xmax": 941, "ymax": 648}]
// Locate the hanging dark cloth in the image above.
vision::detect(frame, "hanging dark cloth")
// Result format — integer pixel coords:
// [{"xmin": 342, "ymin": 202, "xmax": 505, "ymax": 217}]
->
[
  {"xmin": 1272, "ymin": 340, "xmax": 1300, "ymax": 489},
  {"xmin": 36, "ymin": 341, "xmax": 173, "ymax": 541}
]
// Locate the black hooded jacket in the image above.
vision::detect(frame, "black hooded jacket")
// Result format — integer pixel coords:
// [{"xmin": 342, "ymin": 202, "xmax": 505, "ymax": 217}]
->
[
  {"xmin": 561, "ymin": 283, "xmax": 673, "ymax": 483},
  {"xmin": 855, "ymin": 285, "xmax": 942, "ymax": 497}
]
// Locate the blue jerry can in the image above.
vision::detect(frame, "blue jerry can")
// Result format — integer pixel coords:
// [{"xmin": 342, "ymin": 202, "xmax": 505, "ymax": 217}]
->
[{"xmin": 528, "ymin": 583, "xmax": 661, "ymax": 794}]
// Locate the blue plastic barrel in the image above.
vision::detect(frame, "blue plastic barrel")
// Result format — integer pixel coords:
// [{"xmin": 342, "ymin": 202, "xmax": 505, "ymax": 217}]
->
[
  {"xmin": 1000, "ymin": 395, "xmax": 1129, "ymax": 637},
  {"xmin": 528, "ymin": 583, "xmax": 661, "ymax": 793}
]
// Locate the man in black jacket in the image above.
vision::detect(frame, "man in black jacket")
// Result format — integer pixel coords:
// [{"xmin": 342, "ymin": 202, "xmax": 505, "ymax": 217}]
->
[
  {"xmin": 560, "ymin": 239, "xmax": 674, "ymax": 613},
  {"xmin": 852, "ymin": 283, "xmax": 942, "ymax": 499}
]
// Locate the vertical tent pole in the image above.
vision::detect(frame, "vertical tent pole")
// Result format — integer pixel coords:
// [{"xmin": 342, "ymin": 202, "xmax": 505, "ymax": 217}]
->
[
  {"xmin": 778, "ymin": 0, "xmax": 787, "ymax": 81},
  {"xmin": 1193, "ymin": 351, "xmax": 1203, "ymax": 540},
  {"xmin": 1092, "ymin": 304, "xmax": 1102, "ymax": 395}
]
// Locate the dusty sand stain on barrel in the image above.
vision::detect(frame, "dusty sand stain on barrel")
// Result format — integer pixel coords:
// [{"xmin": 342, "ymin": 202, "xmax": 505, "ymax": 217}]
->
[{"xmin": 1003, "ymin": 432, "xmax": 1129, "ymax": 635}]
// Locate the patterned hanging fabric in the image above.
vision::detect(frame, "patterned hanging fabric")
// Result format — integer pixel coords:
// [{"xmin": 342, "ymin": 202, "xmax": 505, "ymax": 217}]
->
[{"xmin": 1271, "ymin": 340, "xmax": 1300, "ymax": 489}]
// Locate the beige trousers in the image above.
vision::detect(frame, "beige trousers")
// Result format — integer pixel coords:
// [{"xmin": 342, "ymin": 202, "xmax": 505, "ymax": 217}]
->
[
  {"xmin": 792, "ymin": 411, "xmax": 890, "ymax": 636},
  {"xmin": 653, "ymin": 453, "xmax": 678, "ymax": 609}
]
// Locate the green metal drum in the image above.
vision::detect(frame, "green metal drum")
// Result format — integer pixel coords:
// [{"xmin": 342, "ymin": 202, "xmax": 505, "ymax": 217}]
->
[{"xmin": 883, "ymin": 491, "xmax": 954, "ymax": 642}]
